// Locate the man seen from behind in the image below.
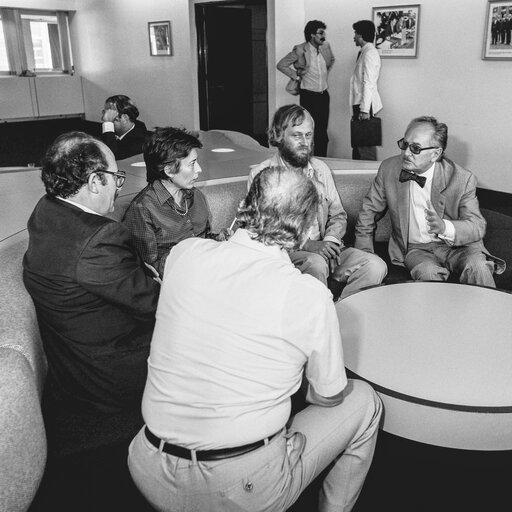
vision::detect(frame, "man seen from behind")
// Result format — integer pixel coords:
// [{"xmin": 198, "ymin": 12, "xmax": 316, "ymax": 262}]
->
[
  {"xmin": 23, "ymin": 132, "xmax": 160, "ymax": 413},
  {"xmin": 128, "ymin": 166, "xmax": 382, "ymax": 512}
]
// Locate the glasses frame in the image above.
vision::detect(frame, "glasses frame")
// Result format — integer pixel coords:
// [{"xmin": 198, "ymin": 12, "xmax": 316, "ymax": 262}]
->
[
  {"xmin": 397, "ymin": 138, "xmax": 440, "ymax": 155},
  {"xmin": 99, "ymin": 170, "xmax": 126, "ymax": 188}
]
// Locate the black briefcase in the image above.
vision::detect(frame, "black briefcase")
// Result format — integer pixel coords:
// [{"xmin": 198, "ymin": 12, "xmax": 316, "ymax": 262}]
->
[{"xmin": 350, "ymin": 117, "xmax": 382, "ymax": 148}]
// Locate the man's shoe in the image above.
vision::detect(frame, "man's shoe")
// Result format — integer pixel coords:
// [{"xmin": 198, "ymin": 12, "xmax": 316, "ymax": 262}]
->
[{"xmin": 327, "ymin": 276, "xmax": 344, "ymax": 302}]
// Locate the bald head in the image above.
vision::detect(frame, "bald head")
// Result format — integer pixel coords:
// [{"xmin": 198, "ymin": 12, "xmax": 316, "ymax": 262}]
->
[{"xmin": 238, "ymin": 166, "xmax": 319, "ymax": 250}]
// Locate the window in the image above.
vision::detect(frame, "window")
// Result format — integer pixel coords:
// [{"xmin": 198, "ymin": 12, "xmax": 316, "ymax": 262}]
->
[
  {"xmin": 0, "ymin": 8, "xmax": 73, "ymax": 75},
  {"xmin": 0, "ymin": 16, "xmax": 9, "ymax": 71}
]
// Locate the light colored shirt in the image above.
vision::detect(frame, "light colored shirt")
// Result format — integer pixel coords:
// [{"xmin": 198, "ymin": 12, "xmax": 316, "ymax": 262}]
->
[
  {"xmin": 58, "ymin": 196, "xmax": 101, "ymax": 216},
  {"xmin": 142, "ymin": 228, "xmax": 347, "ymax": 449},
  {"xmin": 248, "ymin": 155, "xmax": 345, "ymax": 246},
  {"xmin": 301, "ymin": 43, "xmax": 328, "ymax": 92},
  {"xmin": 408, "ymin": 163, "xmax": 455, "ymax": 244},
  {"xmin": 101, "ymin": 122, "xmax": 135, "ymax": 140}
]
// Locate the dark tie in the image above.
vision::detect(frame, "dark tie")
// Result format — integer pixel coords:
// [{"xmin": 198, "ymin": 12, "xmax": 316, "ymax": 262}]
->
[{"xmin": 399, "ymin": 169, "xmax": 426, "ymax": 188}]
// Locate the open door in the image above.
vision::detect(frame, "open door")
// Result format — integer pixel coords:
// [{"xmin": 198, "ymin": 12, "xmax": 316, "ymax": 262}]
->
[{"xmin": 196, "ymin": 1, "xmax": 267, "ymax": 141}]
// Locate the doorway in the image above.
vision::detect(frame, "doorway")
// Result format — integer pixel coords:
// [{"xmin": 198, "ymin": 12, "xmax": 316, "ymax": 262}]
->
[{"xmin": 195, "ymin": 0, "xmax": 268, "ymax": 144}]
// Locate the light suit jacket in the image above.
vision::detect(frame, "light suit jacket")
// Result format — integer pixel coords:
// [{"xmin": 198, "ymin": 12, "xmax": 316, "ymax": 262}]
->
[
  {"xmin": 248, "ymin": 154, "xmax": 347, "ymax": 242},
  {"xmin": 277, "ymin": 41, "xmax": 335, "ymax": 82},
  {"xmin": 349, "ymin": 42, "xmax": 382, "ymax": 114},
  {"xmin": 354, "ymin": 155, "xmax": 505, "ymax": 273}
]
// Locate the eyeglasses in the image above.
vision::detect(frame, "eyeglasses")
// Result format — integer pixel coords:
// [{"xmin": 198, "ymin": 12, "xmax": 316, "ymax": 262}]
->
[
  {"xmin": 100, "ymin": 170, "xmax": 126, "ymax": 188},
  {"xmin": 397, "ymin": 138, "xmax": 440, "ymax": 155}
]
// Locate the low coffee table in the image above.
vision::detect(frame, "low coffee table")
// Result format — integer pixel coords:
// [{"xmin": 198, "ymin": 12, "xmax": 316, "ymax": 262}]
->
[{"xmin": 336, "ymin": 282, "xmax": 512, "ymax": 450}]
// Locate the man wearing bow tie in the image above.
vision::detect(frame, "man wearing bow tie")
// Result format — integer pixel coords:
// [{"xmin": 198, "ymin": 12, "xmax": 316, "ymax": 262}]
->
[{"xmin": 355, "ymin": 116, "xmax": 505, "ymax": 286}]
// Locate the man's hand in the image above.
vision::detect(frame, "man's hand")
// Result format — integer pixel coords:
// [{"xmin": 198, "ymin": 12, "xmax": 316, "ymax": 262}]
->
[
  {"xmin": 215, "ymin": 228, "xmax": 234, "ymax": 242},
  {"xmin": 144, "ymin": 262, "xmax": 162, "ymax": 285},
  {"xmin": 358, "ymin": 112, "xmax": 370, "ymax": 121},
  {"xmin": 425, "ymin": 200, "xmax": 445, "ymax": 235},
  {"xmin": 102, "ymin": 108, "xmax": 118, "ymax": 123},
  {"xmin": 304, "ymin": 240, "xmax": 341, "ymax": 266}
]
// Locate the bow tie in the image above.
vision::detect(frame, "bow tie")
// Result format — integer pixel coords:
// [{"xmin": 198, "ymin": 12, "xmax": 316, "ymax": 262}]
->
[{"xmin": 399, "ymin": 169, "xmax": 426, "ymax": 188}]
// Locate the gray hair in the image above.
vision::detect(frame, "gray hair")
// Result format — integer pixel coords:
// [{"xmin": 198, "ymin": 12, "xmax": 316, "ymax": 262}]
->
[
  {"xmin": 237, "ymin": 166, "xmax": 319, "ymax": 251},
  {"xmin": 408, "ymin": 116, "xmax": 448, "ymax": 159}
]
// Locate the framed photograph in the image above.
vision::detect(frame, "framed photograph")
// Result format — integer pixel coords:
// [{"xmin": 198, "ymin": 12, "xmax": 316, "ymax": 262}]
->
[
  {"xmin": 148, "ymin": 21, "xmax": 172, "ymax": 56},
  {"xmin": 482, "ymin": 1, "xmax": 512, "ymax": 60},
  {"xmin": 372, "ymin": 5, "xmax": 420, "ymax": 58}
]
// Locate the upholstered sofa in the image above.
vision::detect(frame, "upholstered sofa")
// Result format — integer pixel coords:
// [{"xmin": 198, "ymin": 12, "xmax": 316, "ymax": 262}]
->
[{"xmin": 1, "ymin": 170, "xmax": 510, "ymax": 511}]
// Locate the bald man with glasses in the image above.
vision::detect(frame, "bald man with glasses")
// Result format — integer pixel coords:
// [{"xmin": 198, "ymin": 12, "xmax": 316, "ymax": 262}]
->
[
  {"xmin": 23, "ymin": 132, "xmax": 159, "ymax": 414},
  {"xmin": 355, "ymin": 116, "xmax": 505, "ymax": 286}
]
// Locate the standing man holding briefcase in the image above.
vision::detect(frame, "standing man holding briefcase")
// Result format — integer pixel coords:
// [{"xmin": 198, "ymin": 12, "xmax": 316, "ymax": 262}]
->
[{"xmin": 350, "ymin": 20, "xmax": 382, "ymax": 160}]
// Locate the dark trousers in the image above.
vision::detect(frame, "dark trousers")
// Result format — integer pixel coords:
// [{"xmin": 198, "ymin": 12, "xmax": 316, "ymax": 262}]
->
[
  {"xmin": 300, "ymin": 89, "xmax": 330, "ymax": 157},
  {"xmin": 352, "ymin": 104, "xmax": 377, "ymax": 161}
]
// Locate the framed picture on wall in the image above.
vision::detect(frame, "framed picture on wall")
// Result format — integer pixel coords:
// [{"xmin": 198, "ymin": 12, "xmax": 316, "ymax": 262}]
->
[
  {"xmin": 372, "ymin": 4, "xmax": 420, "ymax": 58},
  {"xmin": 482, "ymin": 1, "xmax": 512, "ymax": 60},
  {"xmin": 148, "ymin": 21, "xmax": 172, "ymax": 56}
]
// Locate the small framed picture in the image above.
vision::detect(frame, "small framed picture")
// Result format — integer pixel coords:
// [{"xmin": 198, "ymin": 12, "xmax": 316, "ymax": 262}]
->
[
  {"xmin": 482, "ymin": 1, "xmax": 512, "ymax": 60},
  {"xmin": 372, "ymin": 5, "xmax": 420, "ymax": 58},
  {"xmin": 148, "ymin": 21, "xmax": 172, "ymax": 56}
]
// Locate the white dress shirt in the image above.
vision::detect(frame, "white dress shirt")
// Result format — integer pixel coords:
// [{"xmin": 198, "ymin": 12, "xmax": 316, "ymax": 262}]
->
[
  {"xmin": 408, "ymin": 163, "xmax": 455, "ymax": 244},
  {"xmin": 142, "ymin": 229, "xmax": 346, "ymax": 449},
  {"xmin": 301, "ymin": 43, "xmax": 328, "ymax": 92}
]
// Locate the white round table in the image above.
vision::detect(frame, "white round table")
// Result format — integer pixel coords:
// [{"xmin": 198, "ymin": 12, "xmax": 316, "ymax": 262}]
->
[{"xmin": 337, "ymin": 282, "xmax": 512, "ymax": 450}]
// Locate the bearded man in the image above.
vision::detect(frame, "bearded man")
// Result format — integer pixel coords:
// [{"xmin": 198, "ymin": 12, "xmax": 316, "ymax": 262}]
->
[{"xmin": 248, "ymin": 104, "xmax": 386, "ymax": 299}]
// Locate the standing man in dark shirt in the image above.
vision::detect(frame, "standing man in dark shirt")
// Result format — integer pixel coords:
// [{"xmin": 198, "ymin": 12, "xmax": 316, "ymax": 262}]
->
[
  {"xmin": 23, "ymin": 132, "xmax": 159, "ymax": 413},
  {"xmin": 101, "ymin": 94, "xmax": 148, "ymax": 160}
]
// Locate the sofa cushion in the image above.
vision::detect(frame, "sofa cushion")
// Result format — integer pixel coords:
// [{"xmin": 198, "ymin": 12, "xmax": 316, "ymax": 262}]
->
[
  {"xmin": 0, "ymin": 347, "xmax": 46, "ymax": 512},
  {"xmin": 0, "ymin": 233, "xmax": 47, "ymax": 396}
]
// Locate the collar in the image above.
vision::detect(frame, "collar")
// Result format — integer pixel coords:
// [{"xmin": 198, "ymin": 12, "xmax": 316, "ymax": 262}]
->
[
  {"xmin": 308, "ymin": 41, "xmax": 320, "ymax": 54},
  {"xmin": 57, "ymin": 196, "xmax": 103, "ymax": 216},
  {"xmin": 417, "ymin": 162, "xmax": 436, "ymax": 183},
  {"xmin": 152, "ymin": 179, "xmax": 175, "ymax": 206},
  {"xmin": 161, "ymin": 178, "xmax": 186, "ymax": 205},
  {"xmin": 117, "ymin": 122, "xmax": 135, "ymax": 141},
  {"xmin": 229, "ymin": 228, "xmax": 291, "ymax": 262},
  {"xmin": 276, "ymin": 154, "xmax": 316, "ymax": 180}
]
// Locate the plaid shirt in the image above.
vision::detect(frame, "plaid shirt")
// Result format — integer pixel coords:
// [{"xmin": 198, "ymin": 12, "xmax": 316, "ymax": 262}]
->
[{"xmin": 123, "ymin": 180, "xmax": 211, "ymax": 276}]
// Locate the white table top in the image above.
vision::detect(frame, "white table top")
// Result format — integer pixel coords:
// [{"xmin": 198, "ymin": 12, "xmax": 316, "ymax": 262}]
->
[{"xmin": 337, "ymin": 282, "xmax": 512, "ymax": 450}]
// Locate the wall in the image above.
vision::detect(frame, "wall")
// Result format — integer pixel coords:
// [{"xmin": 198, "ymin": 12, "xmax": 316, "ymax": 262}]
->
[
  {"xmin": 3, "ymin": 0, "xmax": 76, "ymax": 9},
  {"xmin": 18, "ymin": 0, "xmax": 511, "ymax": 192},
  {"xmin": 72, "ymin": 0, "xmax": 195, "ymax": 130},
  {"xmin": 303, "ymin": 0, "xmax": 512, "ymax": 193}
]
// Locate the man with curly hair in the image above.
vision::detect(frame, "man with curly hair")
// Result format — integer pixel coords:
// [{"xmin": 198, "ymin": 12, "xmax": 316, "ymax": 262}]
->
[
  {"xmin": 23, "ymin": 132, "xmax": 159, "ymax": 413},
  {"xmin": 128, "ymin": 166, "xmax": 382, "ymax": 512}
]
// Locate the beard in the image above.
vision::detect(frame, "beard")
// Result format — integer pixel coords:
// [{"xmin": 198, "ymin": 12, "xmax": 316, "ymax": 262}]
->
[{"xmin": 280, "ymin": 139, "xmax": 313, "ymax": 168}]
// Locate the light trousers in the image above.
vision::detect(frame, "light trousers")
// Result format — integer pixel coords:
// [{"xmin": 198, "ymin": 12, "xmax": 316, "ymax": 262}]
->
[
  {"xmin": 128, "ymin": 379, "xmax": 382, "ymax": 512},
  {"xmin": 290, "ymin": 247, "xmax": 387, "ymax": 298},
  {"xmin": 405, "ymin": 242, "xmax": 496, "ymax": 287}
]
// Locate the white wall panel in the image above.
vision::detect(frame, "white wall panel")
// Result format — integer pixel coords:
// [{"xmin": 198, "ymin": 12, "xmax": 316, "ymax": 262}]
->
[
  {"xmin": 35, "ymin": 75, "xmax": 84, "ymax": 117},
  {"xmin": 0, "ymin": 77, "xmax": 36, "ymax": 120}
]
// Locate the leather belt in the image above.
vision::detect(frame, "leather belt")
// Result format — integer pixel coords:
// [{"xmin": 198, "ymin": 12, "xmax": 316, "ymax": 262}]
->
[
  {"xmin": 144, "ymin": 426, "xmax": 279, "ymax": 461},
  {"xmin": 301, "ymin": 89, "xmax": 328, "ymax": 95}
]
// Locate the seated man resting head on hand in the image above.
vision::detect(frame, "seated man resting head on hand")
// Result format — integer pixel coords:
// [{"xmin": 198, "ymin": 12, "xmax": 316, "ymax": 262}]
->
[{"xmin": 101, "ymin": 94, "xmax": 148, "ymax": 160}]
